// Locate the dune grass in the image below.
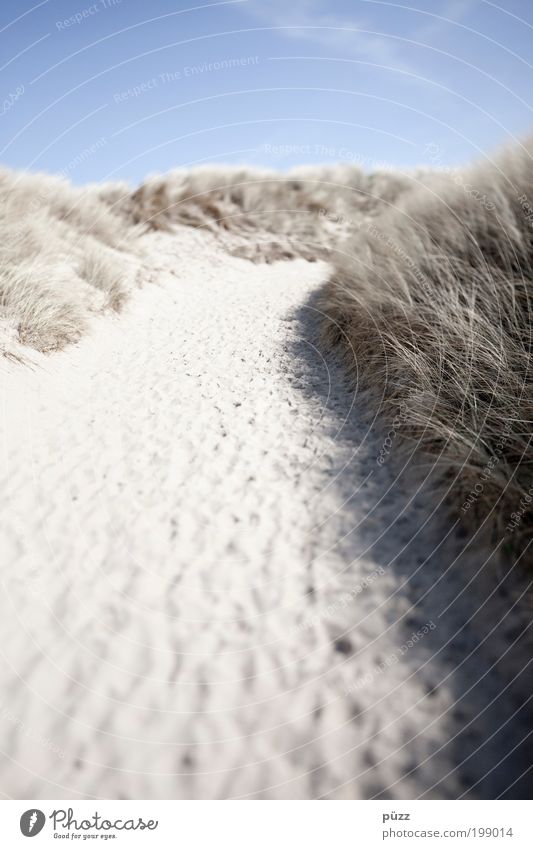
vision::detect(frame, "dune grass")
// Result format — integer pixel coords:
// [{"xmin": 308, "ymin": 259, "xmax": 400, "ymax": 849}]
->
[
  {"xmin": 0, "ymin": 167, "xmax": 142, "ymax": 356},
  {"xmin": 318, "ymin": 137, "xmax": 533, "ymax": 564}
]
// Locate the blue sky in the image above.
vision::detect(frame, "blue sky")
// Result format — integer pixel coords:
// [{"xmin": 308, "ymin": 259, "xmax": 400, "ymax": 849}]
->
[{"xmin": 1, "ymin": 0, "xmax": 532, "ymax": 183}]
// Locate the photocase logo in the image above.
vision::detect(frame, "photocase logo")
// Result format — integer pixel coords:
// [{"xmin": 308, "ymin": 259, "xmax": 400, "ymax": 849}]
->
[{"xmin": 20, "ymin": 809, "xmax": 46, "ymax": 837}]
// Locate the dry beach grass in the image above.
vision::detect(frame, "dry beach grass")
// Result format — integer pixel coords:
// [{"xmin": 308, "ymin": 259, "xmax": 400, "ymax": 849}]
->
[
  {"xmin": 0, "ymin": 167, "xmax": 142, "ymax": 355},
  {"xmin": 318, "ymin": 137, "xmax": 533, "ymax": 567}
]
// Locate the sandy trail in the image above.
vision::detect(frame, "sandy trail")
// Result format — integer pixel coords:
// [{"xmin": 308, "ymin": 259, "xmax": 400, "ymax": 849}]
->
[{"xmin": 1, "ymin": 227, "xmax": 531, "ymax": 799}]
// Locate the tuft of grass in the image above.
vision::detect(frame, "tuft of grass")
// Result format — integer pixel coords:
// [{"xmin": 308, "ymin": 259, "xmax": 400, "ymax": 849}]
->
[
  {"xmin": 0, "ymin": 168, "xmax": 142, "ymax": 356},
  {"xmin": 318, "ymin": 137, "xmax": 533, "ymax": 566},
  {"xmin": 78, "ymin": 241, "xmax": 136, "ymax": 311}
]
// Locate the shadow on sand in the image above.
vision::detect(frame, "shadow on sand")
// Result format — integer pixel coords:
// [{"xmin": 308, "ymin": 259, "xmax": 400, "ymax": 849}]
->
[{"xmin": 288, "ymin": 291, "xmax": 533, "ymax": 799}]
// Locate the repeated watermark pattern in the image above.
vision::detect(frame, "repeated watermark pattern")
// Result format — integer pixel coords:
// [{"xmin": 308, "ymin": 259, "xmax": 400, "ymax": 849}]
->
[
  {"xmin": 345, "ymin": 621, "xmax": 436, "ymax": 693},
  {"xmin": 0, "ymin": 703, "xmax": 65, "ymax": 759},
  {"xmin": 55, "ymin": 0, "xmax": 122, "ymax": 31},
  {"xmin": 366, "ymin": 221, "xmax": 435, "ymax": 299},
  {"xmin": 259, "ymin": 142, "xmax": 394, "ymax": 169},
  {"xmin": 294, "ymin": 566, "xmax": 385, "ymax": 634},
  {"xmin": 377, "ymin": 402, "xmax": 408, "ymax": 466},
  {"xmin": 505, "ymin": 484, "xmax": 533, "ymax": 535},
  {"xmin": 462, "ymin": 419, "xmax": 514, "ymax": 514},
  {"xmin": 59, "ymin": 136, "xmax": 108, "ymax": 178},
  {"xmin": 318, "ymin": 209, "xmax": 435, "ymax": 303},
  {"xmin": 113, "ymin": 56, "xmax": 261, "ymax": 103},
  {"xmin": 423, "ymin": 142, "xmax": 495, "ymax": 211},
  {"xmin": 1, "ymin": 85, "xmax": 25, "ymax": 117},
  {"xmin": 518, "ymin": 193, "xmax": 533, "ymax": 229}
]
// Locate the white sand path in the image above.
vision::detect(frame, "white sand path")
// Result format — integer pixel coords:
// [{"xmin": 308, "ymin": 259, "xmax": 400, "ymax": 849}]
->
[{"xmin": 1, "ymin": 227, "xmax": 531, "ymax": 799}]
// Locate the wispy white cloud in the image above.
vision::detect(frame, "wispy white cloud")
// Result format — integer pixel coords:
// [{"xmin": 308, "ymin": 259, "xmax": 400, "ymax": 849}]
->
[
  {"xmin": 243, "ymin": 0, "xmax": 417, "ymax": 72},
  {"xmin": 410, "ymin": 0, "xmax": 479, "ymax": 43}
]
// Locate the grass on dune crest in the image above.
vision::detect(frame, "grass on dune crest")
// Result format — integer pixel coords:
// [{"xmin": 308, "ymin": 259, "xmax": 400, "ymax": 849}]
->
[
  {"xmin": 121, "ymin": 163, "xmax": 416, "ymax": 261},
  {"xmin": 0, "ymin": 162, "xmax": 414, "ymax": 357},
  {"xmin": 0, "ymin": 168, "xmax": 142, "ymax": 356},
  {"xmin": 318, "ymin": 137, "xmax": 533, "ymax": 564}
]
